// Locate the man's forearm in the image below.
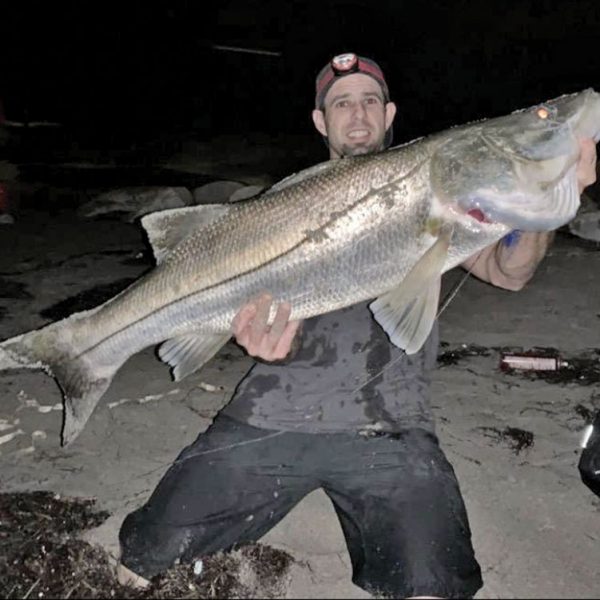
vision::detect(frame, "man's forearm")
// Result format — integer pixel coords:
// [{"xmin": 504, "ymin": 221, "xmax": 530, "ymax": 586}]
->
[{"xmin": 463, "ymin": 231, "xmax": 555, "ymax": 291}]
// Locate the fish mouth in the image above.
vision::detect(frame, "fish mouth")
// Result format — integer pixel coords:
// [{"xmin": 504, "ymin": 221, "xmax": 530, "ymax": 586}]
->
[
  {"xmin": 470, "ymin": 164, "xmax": 580, "ymax": 231},
  {"xmin": 466, "ymin": 208, "xmax": 494, "ymax": 224}
]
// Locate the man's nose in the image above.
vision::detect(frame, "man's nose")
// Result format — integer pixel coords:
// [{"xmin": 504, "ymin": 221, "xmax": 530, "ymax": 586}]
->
[{"xmin": 352, "ymin": 102, "xmax": 367, "ymax": 118}]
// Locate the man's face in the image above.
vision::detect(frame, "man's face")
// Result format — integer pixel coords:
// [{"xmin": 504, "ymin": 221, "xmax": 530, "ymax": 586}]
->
[{"xmin": 312, "ymin": 73, "xmax": 396, "ymax": 159}]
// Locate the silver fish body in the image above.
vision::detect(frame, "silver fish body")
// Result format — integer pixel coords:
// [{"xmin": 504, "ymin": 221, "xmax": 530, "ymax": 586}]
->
[{"xmin": 1, "ymin": 88, "xmax": 599, "ymax": 445}]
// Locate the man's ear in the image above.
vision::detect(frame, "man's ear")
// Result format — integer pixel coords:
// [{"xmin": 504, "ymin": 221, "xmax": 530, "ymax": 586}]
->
[
  {"xmin": 312, "ymin": 109, "xmax": 328, "ymax": 137},
  {"xmin": 385, "ymin": 102, "xmax": 397, "ymax": 131}
]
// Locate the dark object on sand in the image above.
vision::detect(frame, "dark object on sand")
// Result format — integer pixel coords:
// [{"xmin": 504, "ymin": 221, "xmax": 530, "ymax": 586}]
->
[{"xmin": 579, "ymin": 411, "xmax": 600, "ymax": 498}]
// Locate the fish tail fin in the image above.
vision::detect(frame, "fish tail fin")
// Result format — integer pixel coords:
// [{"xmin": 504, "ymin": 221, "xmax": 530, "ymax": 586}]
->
[
  {"xmin": 0, "ymin": 324, "xmax": 118, "ymax": 446},
  {"xmin": 55, "ymin": 361, "xmax": 115, "ymax": 447}
]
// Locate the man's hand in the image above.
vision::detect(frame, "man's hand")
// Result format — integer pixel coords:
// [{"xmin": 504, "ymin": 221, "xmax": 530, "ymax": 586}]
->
[
  {"xmin": 232, "ymin": 293, "xmax": 301, "ymax": 361},
  {"xmin": 577, "ymin": 138, "xmax": 597, "ymax": 193}
]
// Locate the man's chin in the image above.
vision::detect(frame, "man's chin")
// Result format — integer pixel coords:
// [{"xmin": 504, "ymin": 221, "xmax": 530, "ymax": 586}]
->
[{"xmin": 340, "ymin": 142, "xmax": 381, "ymax": 157}]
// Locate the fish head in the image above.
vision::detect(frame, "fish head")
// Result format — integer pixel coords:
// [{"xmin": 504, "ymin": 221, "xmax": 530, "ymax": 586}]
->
[{"xmin": 431, "ymin": 88, "xmax": 600, "ymax": 231}]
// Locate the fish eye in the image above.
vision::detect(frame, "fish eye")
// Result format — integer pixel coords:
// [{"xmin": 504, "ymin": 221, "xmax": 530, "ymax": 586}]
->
[
  {"xmin": 537, "ymin": 107, "xmax": 550, "ymax": 119},
  {"xmin": 535, "ymin": 105, "xmax": 556, "ymax": 120}
]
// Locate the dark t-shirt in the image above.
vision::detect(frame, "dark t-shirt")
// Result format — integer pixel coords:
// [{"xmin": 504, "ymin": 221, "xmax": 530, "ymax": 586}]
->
[{"xmin": 222, "ymin": 300, "xmax": 438, "ymax": 435}]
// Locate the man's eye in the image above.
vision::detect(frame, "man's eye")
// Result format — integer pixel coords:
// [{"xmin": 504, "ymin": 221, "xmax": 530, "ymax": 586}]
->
[
  {"xmin": 366, "ymin": 97, "xmax": 380, "ymax": 105},
  {"xmin": 336, "ymin": 100, "xmax": 349, "ymax": 108}
]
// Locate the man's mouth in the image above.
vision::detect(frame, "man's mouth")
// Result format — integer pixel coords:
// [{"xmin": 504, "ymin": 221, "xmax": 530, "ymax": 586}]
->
[{"xmin": 347, "ymin": 129, "xmax": 371, "ymax": 140}]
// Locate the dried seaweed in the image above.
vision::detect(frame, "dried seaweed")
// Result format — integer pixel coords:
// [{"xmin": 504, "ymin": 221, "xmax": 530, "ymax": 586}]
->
[
  {"xmin": 0, "ymin": 491, "xmax": 293, "ymax": 599},
  {"xmin": 477, "ymin": 426, "xmax": 535, "ymax": 455}
]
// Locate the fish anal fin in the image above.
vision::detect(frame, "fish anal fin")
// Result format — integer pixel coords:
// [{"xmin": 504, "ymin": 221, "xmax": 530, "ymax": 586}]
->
[{"xmin": 159, "ymin": 332, "xmax": 232, "ymax": 381}]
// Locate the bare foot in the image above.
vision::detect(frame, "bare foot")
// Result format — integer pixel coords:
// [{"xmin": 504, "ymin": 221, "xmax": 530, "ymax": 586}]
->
[{"xmin": 116, "ymin": 562, "xmax": 151, "ymax": 589}]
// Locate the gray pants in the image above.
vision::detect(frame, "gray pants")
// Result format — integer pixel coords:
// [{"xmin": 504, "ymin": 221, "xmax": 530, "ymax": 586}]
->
[{"xmin": 120, "ymin": 415, "xmax": 482, "ymax": 598}]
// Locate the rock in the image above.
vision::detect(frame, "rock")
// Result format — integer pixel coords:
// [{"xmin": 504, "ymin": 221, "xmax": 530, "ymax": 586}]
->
[
  {"xmin": 78, "ymin": 186, "xmax": 193, "ymax": 222},
  {"xmin": 568, "ymin": 191, "xmax": 600, "ymax": 242},
  {"xmin": 569, "ymin": 210, "xmax": 600, "ymax": 242},
  {"xmin": 193, "ymin": 181, "xmax": 266, "ymax": 205},
  {"xmin": 193, "ymin": 180, "xmax": 245, "ymax": 204},
  {"xmin": 229, "ymin": 184, "xmax": 265, "ymax": 203}
]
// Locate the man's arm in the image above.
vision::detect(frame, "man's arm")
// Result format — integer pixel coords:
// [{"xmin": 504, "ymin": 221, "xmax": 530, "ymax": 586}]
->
[
  {"xmin": 462, "ymin": 138, "xmax": 597, "ymax": 291},
  {"xmin": 461, "ymin": 230, "xmax": 555, "ymax": 291}
]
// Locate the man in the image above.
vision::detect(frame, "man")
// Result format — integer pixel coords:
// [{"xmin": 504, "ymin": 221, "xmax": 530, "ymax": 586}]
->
[{"xmin": 118, "ymin": 53, "xmax": 597, "ymax": 598}]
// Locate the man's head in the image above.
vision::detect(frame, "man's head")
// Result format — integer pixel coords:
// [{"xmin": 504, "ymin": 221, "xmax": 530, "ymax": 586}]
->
[{"xmin": 312, "ymin": 53, "xmax": 396, "ymax": 159}]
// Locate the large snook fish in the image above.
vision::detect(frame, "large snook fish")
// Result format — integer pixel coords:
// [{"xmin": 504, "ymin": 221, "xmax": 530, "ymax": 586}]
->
[{"xmin": 1, "ymin": 89, "xmax": 599, "ymax": 445}]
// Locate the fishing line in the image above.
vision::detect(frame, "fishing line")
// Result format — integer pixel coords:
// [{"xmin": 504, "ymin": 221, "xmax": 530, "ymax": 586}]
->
[
  {"xmin": 113, "ymin": 254, "xmax": 483, "ymax": 487},
  {"xmin": 349, "ymin": 253, "xmax": 481, "ymax": 396}
]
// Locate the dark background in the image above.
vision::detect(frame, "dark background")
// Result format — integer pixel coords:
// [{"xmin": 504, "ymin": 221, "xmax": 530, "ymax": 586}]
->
[{"xmin": 2, "ymin": 0, "xmax": 600, "ymax": 163}]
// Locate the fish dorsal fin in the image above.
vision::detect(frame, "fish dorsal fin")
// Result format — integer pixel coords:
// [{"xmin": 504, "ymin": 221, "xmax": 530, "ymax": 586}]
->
[
  {"xmin": 159, "ymin": 332, "xmax": 232, "ymax": 381},
  {"xmin": 141, "ymin": 205, "xmax": 230, "ymax": 263},
  {"xmin": 264, "ymin": 160, "xmax": 340, "ymax": 195},
  {"xmin": 369, "ymin": 225, "xmax": 453, "ymax": 354}
]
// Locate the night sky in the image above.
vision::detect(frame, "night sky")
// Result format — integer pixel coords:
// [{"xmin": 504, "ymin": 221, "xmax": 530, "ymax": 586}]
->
[{"xmin": 3, "ymin": 0, "xmax": 600, "ymax": 148}]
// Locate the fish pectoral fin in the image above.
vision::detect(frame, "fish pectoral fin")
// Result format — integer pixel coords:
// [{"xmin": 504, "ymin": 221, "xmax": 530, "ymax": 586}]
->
[
  {"xmin": 141, "ymin": 205, "xmax": 231, "ymax": 264},
  {"xmin": 159, "ymin": 332, "xmax": 232, "ymax": 381},
  {"xmin": 370, "ymin": 280, "xmax": 441, "ymax": 355},
  {"xmin": 369, "ymin": 225, "xmax": 452, "ymax": 354}
]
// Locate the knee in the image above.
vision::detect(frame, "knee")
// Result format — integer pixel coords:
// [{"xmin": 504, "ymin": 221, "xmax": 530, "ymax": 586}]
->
[{"xmin": 118, "ymin": 510, "xmax": 194, "ymax": 579}]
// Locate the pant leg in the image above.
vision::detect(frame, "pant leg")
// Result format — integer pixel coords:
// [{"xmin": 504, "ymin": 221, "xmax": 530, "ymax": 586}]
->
[
  {"xmin": 119, "ymin": 416, "xmax": 317, "ymax": 579},
  {"xmin": 321, "ymin": 429, "xmax": 483, "ymax": 599}
]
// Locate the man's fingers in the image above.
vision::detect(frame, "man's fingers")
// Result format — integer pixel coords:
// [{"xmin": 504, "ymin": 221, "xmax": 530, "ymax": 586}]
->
[
  {"xmin": 581, "ymin": 138, "xmax": 597, "ymax": 159},
  {"xmin": 272, "ymin": 320, "xmax": 301, "ymax": 359},
  {"xmin": 249, "ymin": 293, "xmax": 272, "ymax": 347},
  {"xmin": 578, "ymin": 138, "xmax": 597, "ymax": 191},
  {"xmin": 232, "ymin": 303, "xmax": 256, "ymax": 337},
  {"xmin": 267, "ymin": 301, "xmax": 293, "ymax": 343},
  {"xmin": 232, "ymin": 295, "xmax": 300, "ymax": 361}
]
